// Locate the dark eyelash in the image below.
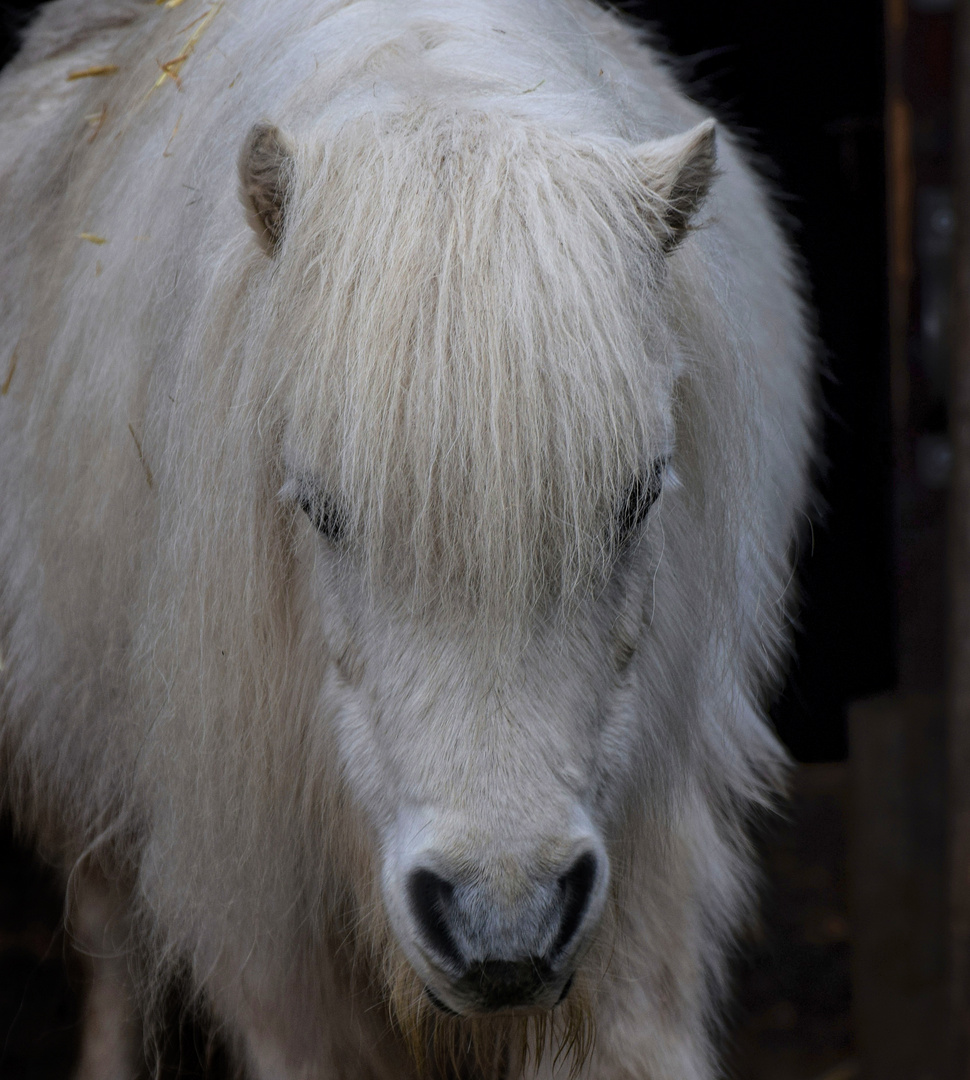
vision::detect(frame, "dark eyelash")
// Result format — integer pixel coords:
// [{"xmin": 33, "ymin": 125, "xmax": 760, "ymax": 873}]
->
[
  {"xmin": 617, "ymin": 457, "xmax": 666, "ymax": 539},
  {"xmin": 300, "ymin": 493, "xmax": 345, "ymax": 543}
]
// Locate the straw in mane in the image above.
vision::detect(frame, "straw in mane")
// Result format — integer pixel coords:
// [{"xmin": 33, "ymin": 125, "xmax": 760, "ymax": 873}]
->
[{"xmin": 0, "ymin": 0, "xmax": 814, "ymax": 1077}]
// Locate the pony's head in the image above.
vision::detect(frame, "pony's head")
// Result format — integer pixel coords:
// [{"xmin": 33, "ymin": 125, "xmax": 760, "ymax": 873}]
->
[{"xmin": 238, "ymin": 108, "xmax": 717, "ymax": 1035}]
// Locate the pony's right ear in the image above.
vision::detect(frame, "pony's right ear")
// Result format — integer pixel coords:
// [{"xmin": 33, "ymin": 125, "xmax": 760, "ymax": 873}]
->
[
  {"xmin": 239, "ymin": 122, "xmax": 294, "ymax": 254},
  {"xmin": 633, "ymin": 119, "xmax": 717, "ymax": 254}
]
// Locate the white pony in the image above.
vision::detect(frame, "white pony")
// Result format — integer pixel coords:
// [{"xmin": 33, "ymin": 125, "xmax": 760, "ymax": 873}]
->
[{"xmin": 0, "ymin": 0, "xmax": 813, "ymax": 1077}]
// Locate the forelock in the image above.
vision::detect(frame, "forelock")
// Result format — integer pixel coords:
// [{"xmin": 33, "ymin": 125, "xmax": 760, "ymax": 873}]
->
[{"xmin": 273, "ymin": 109, "xmax": 674, "ymax": 630}]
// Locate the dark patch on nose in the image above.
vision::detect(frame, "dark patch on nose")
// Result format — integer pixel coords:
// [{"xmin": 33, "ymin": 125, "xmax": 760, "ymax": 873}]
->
[
  {"xmin": 556, "ymin": 972, "xmax": 575, "ymax": 1004},
  {"xmin": 455, "ymin": 958, "xmax": 553, "ymax": 1011}
]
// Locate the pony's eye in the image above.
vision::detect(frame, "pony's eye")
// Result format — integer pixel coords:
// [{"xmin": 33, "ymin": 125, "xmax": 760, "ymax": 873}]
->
[
  {"xmin": 617, "ymin": 457, "xmax": 667, "ymax": 540},
  {"xmin": 282, "ymin": 477, "xmax": 346, "ymax": 543},
  {"xmin": 300, "ymin": 493, "xmax": 345, "ymax": 543}
]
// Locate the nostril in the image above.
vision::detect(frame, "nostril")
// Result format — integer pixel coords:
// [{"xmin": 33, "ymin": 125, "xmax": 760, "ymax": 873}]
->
[
  {"xmin": 551, "ymin": 851, "xmax": 599, "ymax": 959},
  {"xmin": 407, "ymin": 868, "xmax": 464, "ymax": 971}
]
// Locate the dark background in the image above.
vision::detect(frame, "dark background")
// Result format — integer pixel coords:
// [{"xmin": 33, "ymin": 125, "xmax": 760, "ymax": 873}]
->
[{"xmin": 626, "ymin": 0, "xmax": 893, "ymax": 763}]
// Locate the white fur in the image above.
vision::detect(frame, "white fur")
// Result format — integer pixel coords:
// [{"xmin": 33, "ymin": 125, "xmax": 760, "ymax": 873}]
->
[{"xmin": 0, "ymin": 1, "xmax": 814, "ymax": 1077}]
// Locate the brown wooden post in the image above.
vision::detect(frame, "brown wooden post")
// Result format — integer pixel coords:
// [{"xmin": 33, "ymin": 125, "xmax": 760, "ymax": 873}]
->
[
  {"xmin": 949, "ymin": 0, "xmax": 970, "ymax": 1071},
  {"xmin": 850, "ymin": 3, "xmax": 957, "ymax": 1077},
  {"xmin": 850, "ymin": 694, "xmax": 948, "ymax": 1080}
]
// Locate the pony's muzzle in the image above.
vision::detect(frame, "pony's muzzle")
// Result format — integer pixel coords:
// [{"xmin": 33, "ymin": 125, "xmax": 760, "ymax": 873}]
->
[{"xmin": 403, "ymin": 846, "xmax": 606, "ymax": 1014}]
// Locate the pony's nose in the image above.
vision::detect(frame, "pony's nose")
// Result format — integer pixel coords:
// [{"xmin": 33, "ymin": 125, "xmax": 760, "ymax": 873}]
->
[{"xmin": 406, "ymin": 848, "xmax": 603, "ymax": 990}]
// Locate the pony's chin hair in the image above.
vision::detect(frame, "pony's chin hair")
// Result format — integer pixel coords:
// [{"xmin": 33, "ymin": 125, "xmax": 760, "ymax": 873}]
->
[{"xmin": 384, "ymin": 954, "xmax": 595, "ymax": 1080}]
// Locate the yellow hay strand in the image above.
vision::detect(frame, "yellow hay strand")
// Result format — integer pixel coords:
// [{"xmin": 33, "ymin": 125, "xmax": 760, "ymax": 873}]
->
[
  {"xmin": 152, "ymin": 3, "xmax": 222, "ymax": 90},
  {"xmin": 79, "ymin": 233, "xmax": 107, "ymax": 245},
  {"xmin": 127, "ymin": 424, "xmax": 154, "ymax": 489},
  {"xmin": 156, "ymin": 0, "xmax": 189, "ymax": 7},
  {"xmin": 1, "ymin": 351, "xmax": 16, "ymax": 396},
  {"xmin": 156, "ymin": 55, "xmax": 186, "ymax": 89},
  {"xmin": 175, "ymin": 10, "xmax": 215, "ymax": 33},
  {"xmin": 67, "ymin": 64, "xmax": 119, "ymax": 81}
]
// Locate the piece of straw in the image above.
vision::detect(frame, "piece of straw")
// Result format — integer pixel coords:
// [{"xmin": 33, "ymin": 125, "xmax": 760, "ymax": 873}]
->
[
  {"xmin": 79, "ymin": 233, "xmax": 107, "ymax": 245},
  {"xmin": 153, "ymin": 3, "xmax": 222, "ymax": 90},
  {"xmin": 67, "ymin": 64, "xmax": 119, "ymax": 81}
]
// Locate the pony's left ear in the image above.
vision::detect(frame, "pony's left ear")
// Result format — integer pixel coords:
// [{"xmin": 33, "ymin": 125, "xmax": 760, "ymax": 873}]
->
[
  {"xmin": 239, "ymin": 121, "xmax": 295, "ymax": 254},
  {"xmin": 633, "ymin": 119, "xmax": 717, "ymax": 253}
]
